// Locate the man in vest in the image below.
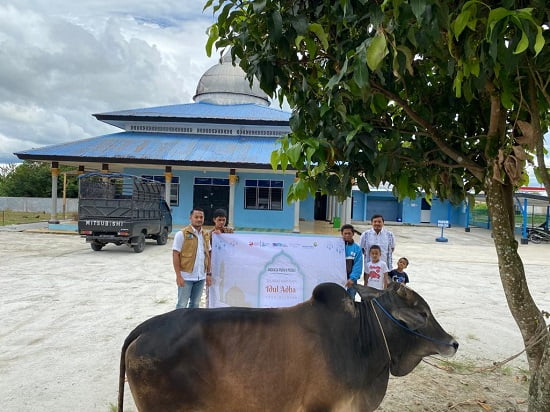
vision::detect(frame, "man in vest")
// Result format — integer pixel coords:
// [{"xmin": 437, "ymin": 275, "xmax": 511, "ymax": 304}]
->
[{"xmin": 172, "ymin": 207, "xmax": 211, "ymax": 309}]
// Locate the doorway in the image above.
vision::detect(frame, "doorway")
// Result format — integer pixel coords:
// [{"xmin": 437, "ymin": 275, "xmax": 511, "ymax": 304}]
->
[{"xmin": 193, "ymin": 179, "xmax": 230, "ymax": 224}]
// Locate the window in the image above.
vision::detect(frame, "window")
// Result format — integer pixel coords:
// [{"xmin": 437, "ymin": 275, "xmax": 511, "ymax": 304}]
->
[
  {"xmin": 193, "ymin": 177, "xmax": 230, "ymax": 186},
  {"xmin": 244, "ymin": 179, "xmax": 283, "ymax": 210},
  {"xmin": 142, "ymin": 175, "xmax": 180, "ymax": 206}
]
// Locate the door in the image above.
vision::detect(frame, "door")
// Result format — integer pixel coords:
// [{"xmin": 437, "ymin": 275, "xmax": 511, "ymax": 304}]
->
[
  {"xmin": 314, "ymin": 192, "xmax": 328, "ymax": 220},
  {"xmin": 193, "ymin": 184, "xmax": 230, "ymax": 224}
]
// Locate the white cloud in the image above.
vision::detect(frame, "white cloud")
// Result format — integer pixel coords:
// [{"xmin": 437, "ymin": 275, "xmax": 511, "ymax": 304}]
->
[{"xmin": 0, "ymin": 1, "xmax": 218, "ymax": 163}]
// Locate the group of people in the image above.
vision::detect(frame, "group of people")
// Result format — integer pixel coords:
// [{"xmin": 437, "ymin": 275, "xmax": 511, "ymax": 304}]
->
[
  {"xmin": 342, "ymin": 214, "xmax": 409, "ymax": 299},
  {"xmin": 172, "ymin": 208, "xmax": 409, "ymax": 309}
]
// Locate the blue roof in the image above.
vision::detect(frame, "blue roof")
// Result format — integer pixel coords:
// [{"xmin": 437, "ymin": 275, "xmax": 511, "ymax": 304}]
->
[
  {"xmin": 95, "ymin": 102, "xmax": 291, "ymax": 123},
  {"xmin": 16, "ymin": 132, "xmax": 281, "ymax": 167}
]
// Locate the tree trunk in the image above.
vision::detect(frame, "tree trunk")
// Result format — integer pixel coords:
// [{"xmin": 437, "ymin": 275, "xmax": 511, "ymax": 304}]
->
[{"xmin": 484, "ymin": 178, "xmax": 550, "ymax": 411}]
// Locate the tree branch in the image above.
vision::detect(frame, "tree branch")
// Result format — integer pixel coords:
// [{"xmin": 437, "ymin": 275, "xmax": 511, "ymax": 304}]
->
[{"xmin": 370, "ymin": 81, "xmax": 485, "ymax": 181}]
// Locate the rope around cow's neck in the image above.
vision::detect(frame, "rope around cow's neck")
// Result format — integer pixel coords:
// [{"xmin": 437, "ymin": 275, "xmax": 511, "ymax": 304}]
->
[
  {"xmin": 370, "ymin": 300, "xmax": 392, "ymax": 362},
  {"xmin": 371, "ymin": 298, "xmax": 456, "ymax": 347}
]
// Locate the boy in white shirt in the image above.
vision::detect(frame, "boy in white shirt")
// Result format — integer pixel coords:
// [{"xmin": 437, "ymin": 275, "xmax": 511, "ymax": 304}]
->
[{"xmin": 365, "ymin": 245, "xmax": 389, "ymax": 290}]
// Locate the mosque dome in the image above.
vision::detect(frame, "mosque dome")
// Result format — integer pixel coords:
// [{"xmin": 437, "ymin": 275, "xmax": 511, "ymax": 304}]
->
[{"xmin": 193, "ymin": 53, "xmax": 270, "ymax": 106}]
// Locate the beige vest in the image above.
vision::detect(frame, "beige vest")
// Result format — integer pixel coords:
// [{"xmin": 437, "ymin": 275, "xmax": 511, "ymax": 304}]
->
[{"xmin": 179, "ymin": 225, "xmax": 210, "ymax": 273}]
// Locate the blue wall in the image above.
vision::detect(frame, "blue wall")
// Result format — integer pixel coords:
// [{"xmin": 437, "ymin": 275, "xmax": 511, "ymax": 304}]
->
[
  {"xmin": 351, "ymin": 189, "xmax": 468, "ymax": 227},
  {"xmin": 300, "ymin": 195, "xmax": 315, "ymax": 221},
  {"xmin": 124, "ymin": 167, "xmax": 298, "ymax": 230},
  {"xmin": 233, "ymin": 171, "xmax": 296, "ymax": 230}
]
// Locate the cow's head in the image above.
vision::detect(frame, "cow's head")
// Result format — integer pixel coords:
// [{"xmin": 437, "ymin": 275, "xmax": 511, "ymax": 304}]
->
[{"xmin": 356, "ymin": 282, "xmax": 458, "ymax": 376}]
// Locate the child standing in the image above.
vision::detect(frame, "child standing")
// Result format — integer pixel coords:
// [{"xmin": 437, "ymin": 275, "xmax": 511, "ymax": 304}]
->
[
  {"xmin": 365, "ymin": 245, "xmax": 389, "ymax": 290},
  {"xmin": 389, "ymin": 257, "xmax": 410, "ymax": 284}
]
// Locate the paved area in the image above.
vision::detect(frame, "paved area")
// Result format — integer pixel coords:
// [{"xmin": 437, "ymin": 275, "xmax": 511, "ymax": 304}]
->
[{"xmin": 0, "ymin": 222, "xmax": 547, "ymax": 411}]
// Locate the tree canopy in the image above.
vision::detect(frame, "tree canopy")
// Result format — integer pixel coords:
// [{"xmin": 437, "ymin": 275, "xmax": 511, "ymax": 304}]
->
[
  {"xmin": 206, "ymin": 0, "xmax": 548, "ymax": 203},
  {"xmin": 206, "ymin": 0, "xmax": 549, "ymax": 409},
  {"xmin": 0, "ymin": 161, "xmax": 78, "ymax": 198}
]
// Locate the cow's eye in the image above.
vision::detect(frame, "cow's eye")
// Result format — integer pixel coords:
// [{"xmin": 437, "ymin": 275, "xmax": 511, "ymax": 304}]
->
[{"xmin": 419, "ymin": 311, "xmax": 428, "ymax": 319}]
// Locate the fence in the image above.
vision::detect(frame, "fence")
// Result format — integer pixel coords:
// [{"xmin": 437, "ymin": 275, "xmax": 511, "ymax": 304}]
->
[{"xmin": 0, "ymin": 197, "xmax": 78, "ymax": 214}]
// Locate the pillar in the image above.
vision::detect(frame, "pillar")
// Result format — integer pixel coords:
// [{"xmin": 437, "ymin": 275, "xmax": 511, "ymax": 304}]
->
[
  {"xmin": 48, "ymin": 162, "xmax": 60, "ymax": 224},
  {"xmin": 345, "ymin": 195, "xmax": 352, "ymax": 224},
  {"xmin": 228, "ymin": 169, "xmax": 237, "ymax": 226},
  {"xmin": 164, "ymin": 166, "xmax": 172, "ymax": 206},
  {"xmin": 292, "ymin": 200, "xmax": 301, "ymax": 233}
]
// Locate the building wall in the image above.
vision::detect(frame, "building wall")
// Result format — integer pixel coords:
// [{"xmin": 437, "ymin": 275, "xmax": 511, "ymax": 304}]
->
[
  {"xmin": 351, "ymin": 190, "xmax": 469, "ymax": 227},
  {"xmin": 124, "ymin": 167, "xmax": 298, "ymax": 230}
]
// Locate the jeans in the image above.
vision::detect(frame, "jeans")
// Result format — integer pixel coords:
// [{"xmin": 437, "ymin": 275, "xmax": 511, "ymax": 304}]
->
[{"xmin": 176, "ymin": 279, "xmax": 206, "ymax": 309}]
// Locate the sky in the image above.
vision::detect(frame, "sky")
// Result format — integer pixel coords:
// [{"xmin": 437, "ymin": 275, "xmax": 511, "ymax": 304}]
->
[
  {"xmin": 0, "ymin": 0, "xmax": 221, "ymax": 164},
  {"xmin": 0, "ymin": 1, "xmax": 546, "ymax": 187}
]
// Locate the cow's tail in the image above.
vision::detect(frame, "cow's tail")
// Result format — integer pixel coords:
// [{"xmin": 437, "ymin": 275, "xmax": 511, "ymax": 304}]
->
[{"xmin": 118, "ymin": 329, "xmax": 141, "ymax": 412}]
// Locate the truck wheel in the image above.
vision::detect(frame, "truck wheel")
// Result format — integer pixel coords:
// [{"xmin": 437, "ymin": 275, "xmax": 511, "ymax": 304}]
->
[
  {"xmin": 133, "ymin": 234, "xmax": 146, "ymax": 253},
  {"xmin": 91, "ymin": 241, "xmax": 104, "ymax": 251},
  {"xmin": 156, "ymin": 228, "xmax": 169, "ymax": 245}
]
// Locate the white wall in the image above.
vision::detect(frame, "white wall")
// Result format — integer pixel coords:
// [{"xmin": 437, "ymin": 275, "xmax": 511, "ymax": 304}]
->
[{"xmin": 0, "ymin": 197, "xmax": 78, "ymax": 213}]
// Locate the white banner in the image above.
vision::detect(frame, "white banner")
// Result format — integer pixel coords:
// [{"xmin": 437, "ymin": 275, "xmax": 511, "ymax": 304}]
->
[{"xmin": 209, "ymin": 233, "xmax": 346, "ymax": 308}]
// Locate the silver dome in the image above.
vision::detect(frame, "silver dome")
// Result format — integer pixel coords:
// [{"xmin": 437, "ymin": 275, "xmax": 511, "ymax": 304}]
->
[{"xmin": 193, "ymin": 53, "xmax": 270, "ymax": 106}]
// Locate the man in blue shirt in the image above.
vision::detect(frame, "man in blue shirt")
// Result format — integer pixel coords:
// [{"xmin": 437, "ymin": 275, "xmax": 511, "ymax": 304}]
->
[{"xmin": 341, "ymin": 224, "xmax": 363, "ymax": 300}]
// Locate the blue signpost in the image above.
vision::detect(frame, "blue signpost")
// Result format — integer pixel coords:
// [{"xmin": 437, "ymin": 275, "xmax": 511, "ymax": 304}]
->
[{"xmin": 436, "ymin": 220, "xmax": 449, "ymax": 242}]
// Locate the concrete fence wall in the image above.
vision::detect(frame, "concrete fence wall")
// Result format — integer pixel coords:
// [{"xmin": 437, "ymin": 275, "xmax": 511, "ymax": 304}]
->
[{"xmin": 0, "ymin": 197, "xmax": 79, "ymax": 214}]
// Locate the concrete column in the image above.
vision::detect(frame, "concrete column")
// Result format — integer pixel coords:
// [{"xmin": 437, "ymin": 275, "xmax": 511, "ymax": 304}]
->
[
  {"xmin": 49, "ymin": 162, "xmax": 60, "ymax": 224},
  {"xmin": 345, "ymin": 195, "xmax": 352, "ymax": 224},
  {"xmin": 164, "ymin": 166, "xmax": 172, "ymax": 206},
  {"xmin": 293, "ymin": 199, "xmax": 301, "ymax": 233},
  {"xmin": 228, "ymin": 169, "xmax": 237, "ymax": 226}
]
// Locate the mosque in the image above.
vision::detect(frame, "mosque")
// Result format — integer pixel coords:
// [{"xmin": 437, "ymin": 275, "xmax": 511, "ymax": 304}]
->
[{"xmin": 15, "ymin": 53, "xmax": 468, "ymax": 230}]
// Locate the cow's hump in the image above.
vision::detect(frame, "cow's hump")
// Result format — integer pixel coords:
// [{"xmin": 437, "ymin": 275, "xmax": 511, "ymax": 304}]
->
[{"xmin": 311, "ymin": 282, "xmax": 355, "ymax": 313}]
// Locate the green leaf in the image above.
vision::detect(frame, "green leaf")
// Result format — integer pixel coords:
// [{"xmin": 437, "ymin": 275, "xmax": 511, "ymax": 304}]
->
[
  {"xmin": 410, "ymin": 0, "xmax": 427, "ymax": 22},
  {"xmin": 287, "ymin": 143, "xmax": 302, "ymax": 165},
  {"xmin": 205, "ymin": 24, "xmax": 219, "ymax": 57},
  {"xmin": 308, "ymin": 23, "xmax": 329, "ymax": 50},
  {"xmin": 487, "ymin": 8, "xmax": 511, "ymax": 36},
  {"xmin": 326, "ymin": 58, "xmax": 349, "ymax": 89},
  {"xmin": 270, "ymin": 150, "xmax": 280, "ymax": 171},
  {"xmin": 269, "ymin": 10, "xmax": 283, "ymax": 41},
  {"xmin": 453, "ymin": 9, "xmax": 471, "ymax": 39},
  {"xmin": 366, "ymin": 34, "xmax": 388, "ymax": 71},
  {"xmin": 396, "ymin": 45, "xmax": 414, "ymax": 75},
  {"xmin": 514, "ymin": 30, "xmax": 529, "ymax": 54},
  {"xmin": 353, "ymin": 59, "xmax": 369, "ymax": 88},
  {"xmin": 534, "ymin": 26, "xmax": 544, "ymax": 55},
  {"xmin": 253, "ymin": 0, "xmax": 267, "ymax": 12}
]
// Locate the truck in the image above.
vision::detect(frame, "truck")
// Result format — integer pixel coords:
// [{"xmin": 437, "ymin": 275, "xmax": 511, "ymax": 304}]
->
[{"xmin": 78, "ymin": 173, "xmax": 172, "ymax": 253}]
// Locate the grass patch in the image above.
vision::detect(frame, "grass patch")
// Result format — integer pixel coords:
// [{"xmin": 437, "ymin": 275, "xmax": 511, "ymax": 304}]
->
[{"xmin": 0, "ymin": 210, "xmax": 49, "ymax": 226}]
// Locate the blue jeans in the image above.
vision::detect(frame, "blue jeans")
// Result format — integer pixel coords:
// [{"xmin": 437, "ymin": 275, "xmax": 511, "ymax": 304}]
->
[{"xmin": 176, "ymin": 279, "xmax": 206, "ymax": 309}]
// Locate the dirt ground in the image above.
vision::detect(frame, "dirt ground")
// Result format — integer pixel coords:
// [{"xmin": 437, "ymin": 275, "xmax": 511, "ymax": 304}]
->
[{"xmin": 0, "ymin": 224, "xmax": 547, "ymax": 411}]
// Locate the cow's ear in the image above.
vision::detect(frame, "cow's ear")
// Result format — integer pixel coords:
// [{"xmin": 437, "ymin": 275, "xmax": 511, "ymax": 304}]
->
[{"xmin": 355, "ymin": 283, "xmax": 383, "ymax": 301}]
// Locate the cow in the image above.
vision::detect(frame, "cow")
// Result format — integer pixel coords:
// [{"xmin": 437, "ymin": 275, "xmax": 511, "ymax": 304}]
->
[{"xmin": 118, "ymin": 282, "xmax": 458, "ymax": 412}]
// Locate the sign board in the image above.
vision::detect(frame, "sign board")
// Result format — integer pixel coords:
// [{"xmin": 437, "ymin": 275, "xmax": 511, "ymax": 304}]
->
[
  {"xmin": 437, "ymin": 220, "xmax": 449, "ymax": 228},
  {"xmin": 209, "ymin": 233, "xmax": 346, "ymax": 308}
]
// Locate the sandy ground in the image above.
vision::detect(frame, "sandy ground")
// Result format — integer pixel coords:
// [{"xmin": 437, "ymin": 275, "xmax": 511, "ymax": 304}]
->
[{"xmin": 0, "ymin": 224, "xmax": 548, "ymax": 411}]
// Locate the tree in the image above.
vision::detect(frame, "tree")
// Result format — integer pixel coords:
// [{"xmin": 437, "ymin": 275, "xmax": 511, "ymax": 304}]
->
[
  {"xmin": 0, "ymin": 161, "xmax": 79, "ymax": 198},
  {"xmin": 206, "ymin": 0, "xmax": 549, "ymax": 409}
]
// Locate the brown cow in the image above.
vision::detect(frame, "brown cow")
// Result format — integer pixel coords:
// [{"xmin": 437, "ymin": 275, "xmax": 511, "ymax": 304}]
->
[{"xmin": 118, "ymin": 282, "xmax": 458, "ymax": 411}]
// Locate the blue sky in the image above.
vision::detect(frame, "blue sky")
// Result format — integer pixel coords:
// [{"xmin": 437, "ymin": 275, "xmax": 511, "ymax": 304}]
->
[{"xmin": 0, "ymin": 1, "xmax": 220, "ymax": 163}]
